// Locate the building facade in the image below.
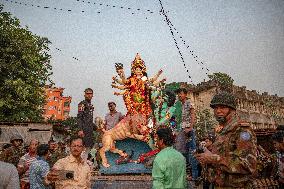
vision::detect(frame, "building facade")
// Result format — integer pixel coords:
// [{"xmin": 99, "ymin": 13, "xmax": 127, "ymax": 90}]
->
[
  {"xmin": 43, "ymin": 86, "xmax": 72, "ymax": 120},
  {"xmin": 172, "ymin": 80, "xmax": 284, "ymax": 132}
]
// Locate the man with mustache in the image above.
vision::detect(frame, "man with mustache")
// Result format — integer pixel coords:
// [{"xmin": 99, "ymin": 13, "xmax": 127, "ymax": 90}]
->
[
  {"xmin": 48, "ymin": 136, "xmax": 91, "ymax": 189},
  {"xmin": 195, "ymin": 92, "xmax": 257, "ymax": 188}
]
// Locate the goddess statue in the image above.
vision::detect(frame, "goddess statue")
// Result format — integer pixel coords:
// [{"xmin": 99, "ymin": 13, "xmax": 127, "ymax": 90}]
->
[
  {"xmin": 99, "ymin": 54, "xmax": 166, "ymax": 168},
  {"xmin": 111, "ymin": 53, "xmax": 164, "ymax": 118}
]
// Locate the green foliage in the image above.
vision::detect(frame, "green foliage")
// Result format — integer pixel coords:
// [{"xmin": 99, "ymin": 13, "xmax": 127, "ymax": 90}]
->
[
  {"xmin": 0, "ymin": 6, "xmax": 52, "ymax": 122},
  {"xmin": 208, "ymin": 72, "xmax": 234, "ymax": 91},
  {"xmin": 62, "ymin": 117, "xmax": 79, "ymax": 136},
  {"xmin": 48, "ymin": 117, "xmax": 78, "ymax": 137},
  {"xmin": 165, "ymin": 82, "xmax": 180, "ymax": 92},
  {"xmin": 195, "ymin": 109, "xmax": 217, "ymax": 141}
]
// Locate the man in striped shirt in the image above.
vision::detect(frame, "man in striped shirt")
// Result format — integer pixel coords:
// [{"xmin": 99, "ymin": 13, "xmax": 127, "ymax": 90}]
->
[{"xmin": 18, "ymin": 139, "xmax": 39, "ymax": 189}]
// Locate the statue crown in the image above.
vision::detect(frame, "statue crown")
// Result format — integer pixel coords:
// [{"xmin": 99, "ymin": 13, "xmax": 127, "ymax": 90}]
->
[{"xmin": 131, "ymin": 53, "xmax": 147, "ymax": 74}]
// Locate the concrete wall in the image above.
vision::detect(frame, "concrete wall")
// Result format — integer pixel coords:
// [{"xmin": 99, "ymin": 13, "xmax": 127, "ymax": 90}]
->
[{"xmin": 0, "ymin": 122, "xmax": 53, "ymax": 146}]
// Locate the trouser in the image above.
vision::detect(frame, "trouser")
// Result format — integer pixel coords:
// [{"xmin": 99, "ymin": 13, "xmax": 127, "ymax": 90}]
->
[
  {"xmin": 203, "ymin": 181, "xmax": 214, "ymax": 189},
  {"xmin": 187, "ymin": 129, "xmax": 198, "ymax": 180},
  {"xmin": 188, "ymin": 152, "xmax": 199, "ymax": 180},
  {"xmin": 174, "ymin": 130, "xmax": 187, "ymax": 154}
]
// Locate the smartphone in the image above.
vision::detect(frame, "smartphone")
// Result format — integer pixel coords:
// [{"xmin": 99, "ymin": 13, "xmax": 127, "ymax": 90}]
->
[{"xmin": 57, "ymin": 170, "xmax": 74, "ymax": 180}]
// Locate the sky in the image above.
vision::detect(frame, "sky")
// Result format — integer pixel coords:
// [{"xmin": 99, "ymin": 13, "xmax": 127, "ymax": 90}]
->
[{"xmin": 1, "ymin": 0, "xmax": 284, "ymax": 117}]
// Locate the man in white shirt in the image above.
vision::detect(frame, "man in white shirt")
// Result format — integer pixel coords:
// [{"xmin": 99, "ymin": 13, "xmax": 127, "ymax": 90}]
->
[
  {"xmin": 0, "ymin": 161, "xmax": 20, "ymax": 189},
  {"xmin": 48, "ymin": 136, "xmax": 91, "ymax": 189}
]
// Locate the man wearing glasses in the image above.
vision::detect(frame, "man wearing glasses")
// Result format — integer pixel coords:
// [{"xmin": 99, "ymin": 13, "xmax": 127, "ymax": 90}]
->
[{"xmin": 47, "ymin": 136, "xmax": 91, "ymax": 189}]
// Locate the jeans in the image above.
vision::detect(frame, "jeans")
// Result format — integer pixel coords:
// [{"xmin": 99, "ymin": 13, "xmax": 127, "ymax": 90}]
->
[{"xmin": 187, "ymin": 129, "xmax": 199, "ymax": 180}]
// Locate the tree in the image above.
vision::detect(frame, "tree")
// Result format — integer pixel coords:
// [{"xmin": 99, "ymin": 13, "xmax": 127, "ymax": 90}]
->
[
  {"xmin": 62, "ymin": 117, "xmax": 78, "ymax": 135},
  {"xmin": 165, "ymin": 82, "xmax": 180, "ymax": 92},
  {"xmin": 208, "ymin": 72, "xmax": 234, "ymax": 92},
  {"xmin": 0, "ymin": 5, "xmax": 52, "ymax": 122},
  {"xmin": 194, "ymin": 108, "xmax": 217, "ymax": 141},
  {"xmin": 48, "ymin": 117, "xmax": 78, "ymax": 137}
]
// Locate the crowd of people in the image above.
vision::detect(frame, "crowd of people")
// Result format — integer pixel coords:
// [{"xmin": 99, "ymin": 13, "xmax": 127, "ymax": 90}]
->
[
  {"xmin": 0, "ymin": 54, "xmax": 283, "ymax": 189},
  {"xmin": 0, "ymin": 87, "xmax": 283, "ymax": 189}
]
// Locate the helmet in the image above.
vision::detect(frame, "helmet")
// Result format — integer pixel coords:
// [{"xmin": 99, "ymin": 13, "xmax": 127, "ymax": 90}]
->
[
  {"xmin": 10, "ymin": 134, "xmax": 24, "ymax": 143},
  {"xmin": 210, "ymin": 92, "xmax": 237, "ymax": 110}
]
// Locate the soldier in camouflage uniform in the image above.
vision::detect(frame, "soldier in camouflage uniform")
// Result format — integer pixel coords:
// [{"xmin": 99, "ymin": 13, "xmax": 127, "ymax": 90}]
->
[
  {"xmin": 271, "ymin": 127, "xmax": 284, "ymax": 188},
  {"xmin": 0, "ymin": 143, "xmax": 11, "ymax": 160},
  {"xmin": 196, "ymin": 92, "xmax": 257, "ymax": 188},
  {"xmin": 77, "ymin": 88, "xmax": 97, "ymax": 159},
  {"xmin": 0, "ymin": 134, "xmax": 25, "ymax": 167},
  {"xmin": 47, "ymin": 140, "xmax": 67, "ymax": 167}
]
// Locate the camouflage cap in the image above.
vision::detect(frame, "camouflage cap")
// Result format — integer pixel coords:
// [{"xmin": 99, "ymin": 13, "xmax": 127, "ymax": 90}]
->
[
  {"xmin": 10, "ymin": 134, "xmax": 24, "ymax": 143},
  {"xmin": 210, "ymin": 91, "xmax": 237, "ymax": 110}
]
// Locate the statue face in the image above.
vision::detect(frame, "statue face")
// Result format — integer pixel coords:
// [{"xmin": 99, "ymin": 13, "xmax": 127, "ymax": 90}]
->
[{"xmin": 134, "ymin": 67, "xmax": 143, "ymax": 77}]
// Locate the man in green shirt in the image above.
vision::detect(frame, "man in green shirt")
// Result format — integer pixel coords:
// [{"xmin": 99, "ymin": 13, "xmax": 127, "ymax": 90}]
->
[{"xmin": 152, "ymin": 127, "xmax": 187, "ymax": 189}]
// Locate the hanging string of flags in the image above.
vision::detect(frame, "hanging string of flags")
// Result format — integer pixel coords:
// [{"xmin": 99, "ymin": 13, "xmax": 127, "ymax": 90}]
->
[
  {"xmin": 74, "ymin": 0, "xmax": 155, "ymax": 15},
  {"xmin": 166, "ymin": 19, "xmax": 211, "ymax": 75},
  {"xmin": 54, "ymin": 47, "xmax": 80, "ymax": 62},
  {"xmin": 2, "ymin": 0, "xmax": 153, "ymax": 62},
  {"xmin": 3, "ymin": 0, "xmax": 210, "ymax": 77},
  {"xmin": 2, "ymin": 0, "xmax": 82, "ymax": 62},
  {"xmin": 3, "ymin": 0, "xmax": 155, "ymax": 15},
  {"xmin": 4, "ymin": 0, "xmax": 98, "ymax": 14},
  {"xmin": 158, "ymin": 0, "xmax": 193, "ymax": 83}
]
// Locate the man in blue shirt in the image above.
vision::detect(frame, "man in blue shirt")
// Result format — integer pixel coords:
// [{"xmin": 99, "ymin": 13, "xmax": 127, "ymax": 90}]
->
[{"xmin": 29, "ymin": 144, "xmax": 50, "ymax": 189}]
